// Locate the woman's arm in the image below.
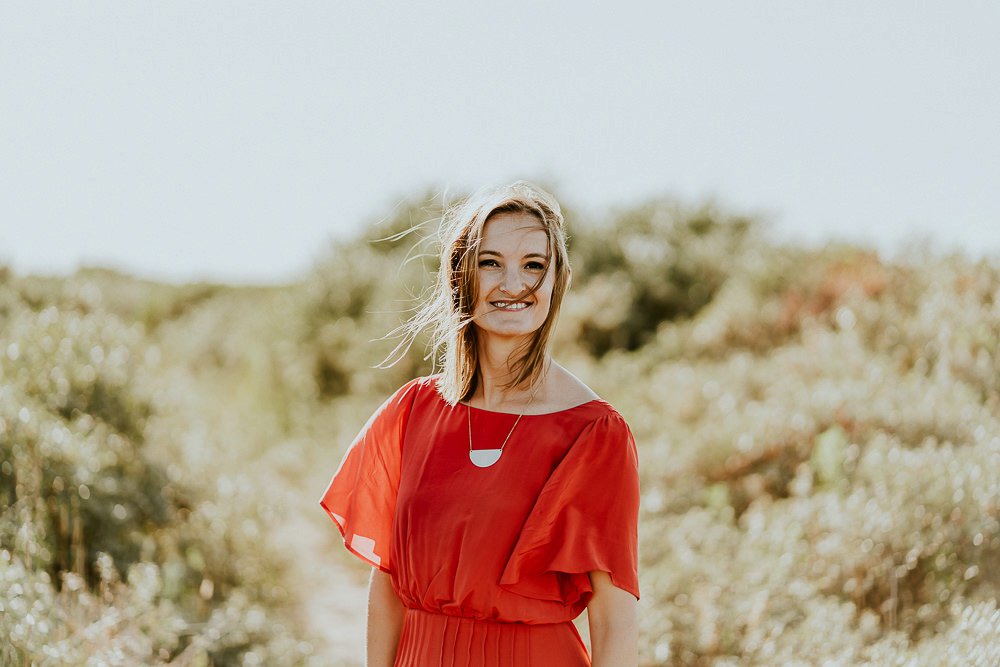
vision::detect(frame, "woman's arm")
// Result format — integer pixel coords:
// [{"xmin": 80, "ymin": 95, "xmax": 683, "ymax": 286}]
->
[
  {"xmin": 587, "ymin": 570, "xmax": 639, "ymax": 667},
  {"xmin": 367, "ymin": 567, "xmax": 406, "ymax": 667}
]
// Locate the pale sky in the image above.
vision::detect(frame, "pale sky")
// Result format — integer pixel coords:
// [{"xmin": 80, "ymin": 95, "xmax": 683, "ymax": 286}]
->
[{"xmin": 2, "ymin": 2, "xmax": 998, "ymax": 285}]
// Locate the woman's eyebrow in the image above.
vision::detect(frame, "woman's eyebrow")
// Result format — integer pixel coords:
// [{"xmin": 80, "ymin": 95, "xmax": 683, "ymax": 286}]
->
[{"xmin": 479, "ymin": 250, "xmax": 550, "ymax": 260}]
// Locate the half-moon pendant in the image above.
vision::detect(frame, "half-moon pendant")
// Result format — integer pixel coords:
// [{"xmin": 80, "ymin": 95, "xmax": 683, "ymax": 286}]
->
[{"xmin": 469, "ymin": 449, "xmax": 502, "ymax": 468}]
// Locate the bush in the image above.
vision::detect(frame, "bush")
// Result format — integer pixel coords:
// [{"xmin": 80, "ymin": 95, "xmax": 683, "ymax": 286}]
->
[
  {"xmin": 0, "ymin": 293, "xmax": 310, "ymax": 664},
  {"xmin": 564, "ymin": 198, "xmax": 762, "ymax": 356}
]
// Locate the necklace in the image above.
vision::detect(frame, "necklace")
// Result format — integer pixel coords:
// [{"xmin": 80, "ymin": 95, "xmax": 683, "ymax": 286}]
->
[{"xmin": 467, "ymin": 383, "xmax": 539, "ymax": 468}]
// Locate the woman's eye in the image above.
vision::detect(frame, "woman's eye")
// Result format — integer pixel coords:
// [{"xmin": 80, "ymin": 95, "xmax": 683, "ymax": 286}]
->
[
  {"xmin": 526, "ymin": 262, "xmax": 546, "ymax": 271},
  {"xmin": 478, "ymin": 259, "xmax": 499, "ymax": 268}
]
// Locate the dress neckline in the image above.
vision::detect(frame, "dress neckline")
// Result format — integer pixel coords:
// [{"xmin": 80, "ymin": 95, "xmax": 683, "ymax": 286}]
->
[
  {"xmin": 426, "ymin": 374, "xmax": 607, "ymax": 416},
  {"xmin": 455, "ymin": 396, "xmax": 606, "ymax": 417}
]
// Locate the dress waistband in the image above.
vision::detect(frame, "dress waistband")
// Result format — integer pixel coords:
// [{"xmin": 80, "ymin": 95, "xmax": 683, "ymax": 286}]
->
[
  {"xmin": 395, "ymin": 607, "xmax": 591, "ymax": 666},
  {"xmin": 404, "ymin": 606, "xmax": 525, "ymax": 625}
]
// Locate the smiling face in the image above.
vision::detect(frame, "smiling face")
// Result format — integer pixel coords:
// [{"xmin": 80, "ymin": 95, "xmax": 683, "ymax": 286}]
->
[{"xmin": 471, "ymin": 211, "xmax": 554, "ymax": 342}]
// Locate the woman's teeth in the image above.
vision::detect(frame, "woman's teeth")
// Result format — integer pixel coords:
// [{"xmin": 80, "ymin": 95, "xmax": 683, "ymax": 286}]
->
[{"xmin": 491, "ymin": 301, "xmax": 529, "ymax": 311}]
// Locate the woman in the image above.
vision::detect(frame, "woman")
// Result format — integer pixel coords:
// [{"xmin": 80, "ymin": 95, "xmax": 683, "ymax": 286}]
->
[{"xmin": 320, "ymin": 181, "xmax": 640, "ymax": 666}]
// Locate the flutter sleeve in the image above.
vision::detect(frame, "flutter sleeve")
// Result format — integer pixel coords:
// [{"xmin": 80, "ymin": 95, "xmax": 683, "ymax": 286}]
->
[
  {"xmin": 319, "ymin": 378, "xmax": 421, "ymax": 573},
  {"xmin": 498, "ymin": 411, "xmax": 641, "ymax": 606}
]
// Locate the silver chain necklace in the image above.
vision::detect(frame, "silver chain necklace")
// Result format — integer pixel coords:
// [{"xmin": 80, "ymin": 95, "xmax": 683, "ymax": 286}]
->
[{"xmin": 467, "ymin": 384, "xmax": 539, "ymax": 468}]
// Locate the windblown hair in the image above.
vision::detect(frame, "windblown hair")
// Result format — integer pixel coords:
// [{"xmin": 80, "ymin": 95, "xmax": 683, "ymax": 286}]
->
[{"xmin": 380, "ymin": 180, "xmax": 572, "ymax": 404}]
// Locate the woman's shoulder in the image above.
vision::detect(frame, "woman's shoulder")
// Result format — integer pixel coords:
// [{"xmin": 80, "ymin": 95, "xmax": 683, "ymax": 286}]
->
[
  {"xmin": 375, "ymin": 375, "xmax": 440, "ymax": 413},
  {"xmin": 390, "ymin": 374, "xmax": 440, "ymax": 395},
  {"xmin": 544, "ymin": 365, "xmax": 634, "ymax": 428},
  {"xmin": 536, "ymin": 363, "xmax": 601, "ymax": 412}
]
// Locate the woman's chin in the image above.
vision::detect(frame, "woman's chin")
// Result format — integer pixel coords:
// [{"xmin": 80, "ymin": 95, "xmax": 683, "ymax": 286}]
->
[{"xmin": 475, "ymin": 322, "xmax": 544, "ymax": 341}]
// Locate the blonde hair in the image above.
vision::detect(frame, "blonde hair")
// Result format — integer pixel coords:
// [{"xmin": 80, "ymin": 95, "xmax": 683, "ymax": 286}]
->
[{"xmin": 381, "ymin": 180, "xmax": 572, "ymax": 404}]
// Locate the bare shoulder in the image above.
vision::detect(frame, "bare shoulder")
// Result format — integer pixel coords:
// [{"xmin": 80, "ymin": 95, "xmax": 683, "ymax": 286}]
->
[
  {"xmin": 536, "ymin": 362, "xmax": 601, "ymax": 412},
  {"xmin": 559, "ymin": 364, "xmax": 601, "ymax": 400}
]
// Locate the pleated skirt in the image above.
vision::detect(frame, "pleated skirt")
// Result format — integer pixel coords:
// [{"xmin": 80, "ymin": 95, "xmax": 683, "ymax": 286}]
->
[{"xmin": 394, "ymin": 608, "xmax": 591, "ymax": 666}]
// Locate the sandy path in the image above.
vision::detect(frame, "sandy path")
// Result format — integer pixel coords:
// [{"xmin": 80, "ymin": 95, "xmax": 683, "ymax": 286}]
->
[
  {"xmin": 143, "ymin": 362, "xmax": 372, "ymax": 663},
  {"xmin": 273, "ymin": 508, "xmax": 369, "ymax": 666}
]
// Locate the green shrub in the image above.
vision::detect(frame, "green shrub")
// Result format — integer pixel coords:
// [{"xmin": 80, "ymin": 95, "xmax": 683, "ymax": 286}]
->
[
  {"xmin": 0, "ymin": 295, "xmax": 311, "ymax": 664},
  {"xmin": 565, "ymin": 198, "xmax": 761, "ymax": 356}
]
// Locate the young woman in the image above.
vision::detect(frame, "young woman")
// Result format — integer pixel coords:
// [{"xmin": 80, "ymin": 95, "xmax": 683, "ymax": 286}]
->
[{"xmin": 320, "ymin": 181, "xmax": 640, "ymax": 666}]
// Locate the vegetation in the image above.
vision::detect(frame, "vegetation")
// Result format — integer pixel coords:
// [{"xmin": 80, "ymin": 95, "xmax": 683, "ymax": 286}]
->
[{"xmin": 1, "ymin": 190, "xmax": 998, "ymax": 665}]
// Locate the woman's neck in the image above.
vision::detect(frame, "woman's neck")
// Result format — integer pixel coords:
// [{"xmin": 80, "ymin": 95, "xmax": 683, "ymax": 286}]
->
[{"xmin": 474, "ymin": 336, "xmax": 548, "ymax": 411}]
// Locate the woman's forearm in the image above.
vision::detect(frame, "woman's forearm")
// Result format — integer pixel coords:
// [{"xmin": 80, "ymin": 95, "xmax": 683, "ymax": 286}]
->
[
  {"xmin": 587, "ymin": 571, "xmax": 639, "ymax": 667},
  {"xmin": 589, "ymin": 616, "xmax": 638, "ymax": 667},
  {"xmin": 367, "ymin": 567, "xmax": 406, "ymax": 667}
]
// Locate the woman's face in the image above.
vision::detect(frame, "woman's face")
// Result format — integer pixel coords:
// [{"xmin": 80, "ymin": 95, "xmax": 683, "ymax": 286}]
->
[{"xmin": 471, "ymin": 211, "xmax": 554, "ymax": 341}]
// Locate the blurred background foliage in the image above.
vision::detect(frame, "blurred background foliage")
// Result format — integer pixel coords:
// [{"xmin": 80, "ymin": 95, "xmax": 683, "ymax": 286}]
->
[{"xmin": 1, "ymin": 188, "xmax": 999, "ymax": 665}]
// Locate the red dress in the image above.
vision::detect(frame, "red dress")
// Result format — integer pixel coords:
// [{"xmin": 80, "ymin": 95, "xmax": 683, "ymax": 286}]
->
[{"xmin": 320, "ymin": 375, "xmax": 640, "ymax": 666}]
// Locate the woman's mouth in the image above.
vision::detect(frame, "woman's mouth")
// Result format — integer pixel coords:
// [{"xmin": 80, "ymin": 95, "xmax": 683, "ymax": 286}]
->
[{"xmin": 490, "ymin": 300, "xmax": 530, "ymax": 311}]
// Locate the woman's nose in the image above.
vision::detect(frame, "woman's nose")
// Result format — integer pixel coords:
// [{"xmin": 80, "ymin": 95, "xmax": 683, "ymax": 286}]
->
[{"xmin": 500, "ymin": 267, "xmax": 525, "ymax": 296}]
